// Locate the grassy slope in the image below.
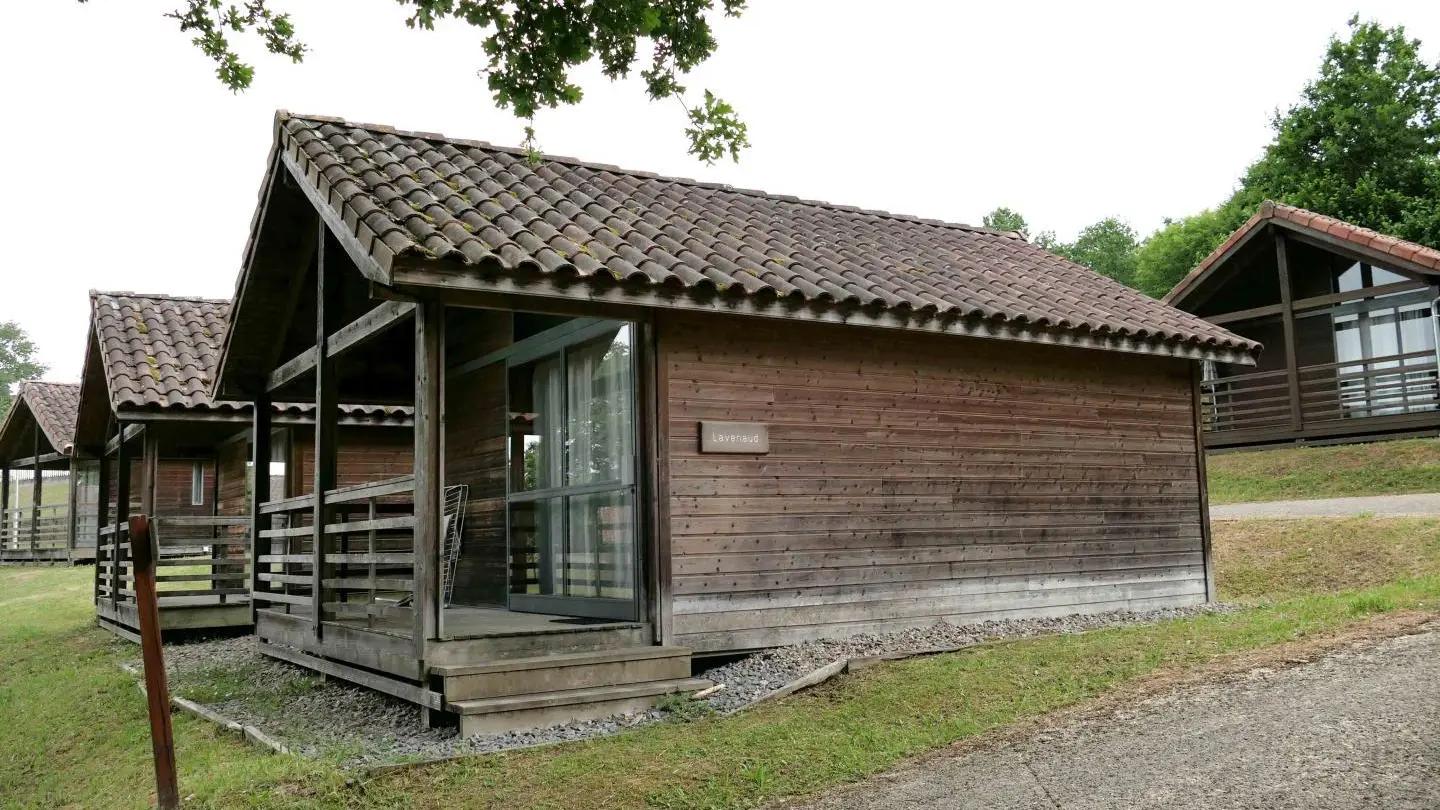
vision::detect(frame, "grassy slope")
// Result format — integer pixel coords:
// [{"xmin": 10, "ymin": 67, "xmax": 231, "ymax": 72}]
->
[
  {"xmin": 1207, "ymin": 437, "xmax": 1440, "ymax": 504},
  {"xmin": 2, "ymin": 518, "xmax": 1439, "ymax": 809}
]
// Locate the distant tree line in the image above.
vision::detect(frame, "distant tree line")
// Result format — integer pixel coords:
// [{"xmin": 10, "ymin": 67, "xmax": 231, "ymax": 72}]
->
[{"xmin": 988, "ymin": 16, "xmax": 1440, "ymax": 299}]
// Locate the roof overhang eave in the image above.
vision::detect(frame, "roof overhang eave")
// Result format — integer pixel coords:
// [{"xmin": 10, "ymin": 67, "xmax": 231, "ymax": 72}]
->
[{"xmin": 389, "ymin": 260, "xmax": 1260, "ymax": 366}]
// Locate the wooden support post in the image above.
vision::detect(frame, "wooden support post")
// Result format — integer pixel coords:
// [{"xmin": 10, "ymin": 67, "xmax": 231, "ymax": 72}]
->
[
  {"xmin": 94, "ymin": 452, "xmax": 110, "ymax": 603},
  {"xmin": 250, "ymin": 396, "xmax": 271, "ymax": 625},
  {"xmin": 413, "ymin": 300, "xmax": 443, "ymax": 659},
  {"xmin": 312, "ymin": 223, "xmax": 340, "ymax": 638},
  {"xmin": 66, "ymin": 458, "xmax": 79, "ymax": 554},
  {"xmin": 1191, "ymin": 362, "xmax": 1217, "ymax": 602},
  {"xmin": 1275, "ymin": 232, "xmax": 1304, "ymax": 431},
  {"xmin": 1, "ymin": 465, "xmax": 9, "ymax": 550},
  {"xmin": 141, "ymin": 429, "xmax": 159, "ymax": 519},
  {"xmin": 113, "ymin": 422, "xmax": 131, "ymax": 609},
  {"xmin": 129, "ymin": 514, "xmax": 180, "ymax": 810},
  {"xmin": 30, "ymin": 424, "xmax": 41, "ymax": 552}
]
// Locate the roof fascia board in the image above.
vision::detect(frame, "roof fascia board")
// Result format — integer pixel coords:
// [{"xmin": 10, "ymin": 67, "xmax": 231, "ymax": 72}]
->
[
  {"xmin": 1164, "ymin": 218, "xmax": 1271, "ymax": 309},
  {"xmin": 1273, "ymin": 221, "xmax": 1440, "ymax": 284},
  {"xmin": 215, "ymin": 151, "xmax": 283, "ymax": 402},
  {"xmin": 279, "ymin": 149, "xmax": 390, "ymax": 287},
  {"xmin": 391, "ymin": 262, "xmax": 1256, "ymax": 366}
]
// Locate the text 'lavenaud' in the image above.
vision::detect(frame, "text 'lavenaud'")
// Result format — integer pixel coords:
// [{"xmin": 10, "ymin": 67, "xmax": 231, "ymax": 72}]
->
[{"xmin": 698, "ymin": 421, "xmax": 770, "ymax": 454}]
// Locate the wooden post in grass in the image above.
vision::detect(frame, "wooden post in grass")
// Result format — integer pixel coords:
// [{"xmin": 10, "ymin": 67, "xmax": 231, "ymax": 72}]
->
[{"xmin": 130, "ymin": 513, "xmax": 180, "ymax": 810}]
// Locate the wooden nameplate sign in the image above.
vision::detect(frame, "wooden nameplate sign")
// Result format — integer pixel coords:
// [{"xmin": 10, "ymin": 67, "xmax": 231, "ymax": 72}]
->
[{"xmin": 699, "ymin": 421, "xmax": 770, "ymax": 454}]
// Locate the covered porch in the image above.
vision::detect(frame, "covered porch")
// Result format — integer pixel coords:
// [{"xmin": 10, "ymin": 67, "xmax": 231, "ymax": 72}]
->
[
  {"xmin": 91, "ymin": 418, "xmax": 253, "ymax": 639},
  {"xmin": 0, "ymin": 381, "xmax": 88, "ymax": 565},
  {"xmin": 1168, "ymin": 203, "xmax": 1440, "ymax": 448},
  {"xmin": 226, "ymin": 204, "xmax": 700, "ymax": 732}
]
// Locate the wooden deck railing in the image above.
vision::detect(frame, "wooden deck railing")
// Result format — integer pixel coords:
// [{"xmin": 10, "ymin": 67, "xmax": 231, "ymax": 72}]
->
[
  {"xmin": 0, "ymin": 504, "xmax": 71, "ymax": 556},
  {"xmin": 1202, "ymin": 348, "xmax": 1440, "ymax": 436},
  {"xmin": 254, "ymin": 475, "xmax": 416, "ymax": 632},
  {"xmin": 96, "ymin": 515, "xmax": 251, "ymax": 606}
]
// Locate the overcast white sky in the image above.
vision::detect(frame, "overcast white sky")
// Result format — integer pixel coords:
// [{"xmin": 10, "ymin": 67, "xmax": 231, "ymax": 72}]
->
[{"xmin": 2, "ymin": 1, "xmax": 1438, "ymax": 381}]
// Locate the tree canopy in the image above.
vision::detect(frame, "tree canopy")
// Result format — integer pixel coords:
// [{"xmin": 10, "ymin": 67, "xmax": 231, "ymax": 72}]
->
[
  {"xmin": 994, "ymin": 17, "xmax": 1440, "ymax": 300},
  {"xmin": 80, "ymin": 0, "xmax": 749, "ymax": 163},
  {"xmin": 1134, "ymin": 16, "xmax": 1440, "ymax": 297},
  {"xmin": 0, "ymin": 322, "xmax": 45, "ymax": 421}
]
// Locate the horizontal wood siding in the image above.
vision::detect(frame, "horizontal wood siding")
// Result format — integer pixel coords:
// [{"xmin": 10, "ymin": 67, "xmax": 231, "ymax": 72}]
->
[
  {"xmin": 444, "ymin": 310, "xmax": 511, "ymax": 608},
  {"xmin": 660, "ymin": 313, "xmax": 1206, "ymax": 652},
  {"xmin": 290, "ymin": 429, "xmax": 414, "ymax": 492}
]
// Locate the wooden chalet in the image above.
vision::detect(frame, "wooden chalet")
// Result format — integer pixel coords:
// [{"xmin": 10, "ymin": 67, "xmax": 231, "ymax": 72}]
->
[
  {"xmin": 77, "ymin": 292, "xmax": 412, "ymax": 640},
  {"xmin": 1167, "ymin": 201, "xmax": 1440, "ymax": 449},
  {"xmin": 0, "ymin": 382, "xmax": 88, "ymax": 564},
  {"xmin": 213, "ymin": 112, "xmax": 1257, "ymax": 734}
]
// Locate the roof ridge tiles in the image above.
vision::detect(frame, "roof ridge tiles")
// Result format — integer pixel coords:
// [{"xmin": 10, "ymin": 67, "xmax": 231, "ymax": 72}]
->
[
  {"xmin": 91, "ymin": 290, "xmax": 231, "ymax": 305},
  {"xmin": 279, "ymin": 110, "xmax": 1016, "ymax": 239}
]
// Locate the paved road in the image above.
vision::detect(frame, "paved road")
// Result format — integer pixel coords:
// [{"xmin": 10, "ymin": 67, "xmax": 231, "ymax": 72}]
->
[
  {"xmin": 794, "ymin": 630, "xmax": 1440, "ymax": 810},
  {"xmin": 1211, "ymin": 492, "xmax": 1440, "ymax": 520}
]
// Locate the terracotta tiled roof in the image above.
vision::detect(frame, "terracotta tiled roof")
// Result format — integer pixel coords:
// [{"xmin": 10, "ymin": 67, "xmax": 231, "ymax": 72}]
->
[
  {"xmin": 268, "ymin": 112, "xmax": 1257, "ymax": 360},
  {"xmin": 89, "ymin": 292, "xmax": 408, "ymax": 422},
  {"xmin": 91, "ymin": 292, "xmax": 228, "ymax": 411},
  {"xmin": 0, "ymin": 381, "xmax": 81, "ymax": 458},
  {"xmin": 17, "ymin": 382, "xmax": 80, "ymax": 453},
  {"xmin": 1165, "ymin": 201, "xmax": 1440, "ymax": 305}
]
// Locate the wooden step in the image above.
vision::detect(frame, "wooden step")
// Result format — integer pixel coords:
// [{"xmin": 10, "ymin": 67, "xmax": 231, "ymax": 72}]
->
[
  {"xmin": 451, "ymin": 677, "xmax": 712, "ymax": 736},
  {"xmin": 435, "ymin": 646, "xmax": 694, "ymax": 701},
  {"xmin": 424, "ymin": 623, "xmax": 652, "ymax": 667}
]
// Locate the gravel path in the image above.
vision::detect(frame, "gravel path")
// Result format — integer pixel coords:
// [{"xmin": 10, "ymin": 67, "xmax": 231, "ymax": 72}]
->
[
  {"xmin": 791, "ymin": 628, "xmax": 1440, "ymax": 810},
  {"xmin": 1212, "ymin": 491, "xmax": 1440, "ymax": 520},
  {"xmin": 149, "ymin": 603, "xmax": 1235, "ymax": 768}
]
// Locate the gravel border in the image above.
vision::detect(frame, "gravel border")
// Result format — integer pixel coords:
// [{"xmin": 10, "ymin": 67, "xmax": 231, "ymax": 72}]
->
[{"xmin": 145, "ymin": 602, "xmax": 1237, "ymax": 768}]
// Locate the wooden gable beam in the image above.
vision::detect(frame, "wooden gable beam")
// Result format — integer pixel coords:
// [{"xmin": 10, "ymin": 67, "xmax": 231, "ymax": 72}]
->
[
  {"xmin": 267, "ymin": 301, "xmax": 417, "ymax": 393},
  {"xmin": 104, "ymin": 423, "xmax": 145, "ymax": 457}
]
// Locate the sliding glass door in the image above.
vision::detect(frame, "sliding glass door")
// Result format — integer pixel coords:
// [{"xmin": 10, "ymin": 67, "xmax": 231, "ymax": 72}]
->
[{"xmin": 506, "ymin": 319, "xmax": 640, "ymax": 620}]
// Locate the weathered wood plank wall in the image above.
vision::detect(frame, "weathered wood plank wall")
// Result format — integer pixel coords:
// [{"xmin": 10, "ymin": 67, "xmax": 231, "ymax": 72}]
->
[
  {"xmin": 443, "ymin": 310, "xmax": 512, "ymax": 608},
  {"xmin": 659, "ymin": 313, "xmax": 1206, "ymax": 652}
]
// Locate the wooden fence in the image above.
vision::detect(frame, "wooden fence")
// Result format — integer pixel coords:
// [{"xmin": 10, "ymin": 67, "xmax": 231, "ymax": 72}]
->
[
  {"xmin": 1202, "ymin": 348, "xmax": 1440, "ymax": 436},
  {"xmin": 254, "ymin": 475, "xmax": 416, "ymax": 633},
  {"xmin": 95, "ymin": 515, "xmax": 251, "ymax": 606},
  {"xmin": 0, "ymin": 504, "xmax": 70, "ymax": 560}
]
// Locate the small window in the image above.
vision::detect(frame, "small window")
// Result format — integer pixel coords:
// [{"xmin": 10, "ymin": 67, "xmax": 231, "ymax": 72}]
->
[{"xmin": 191, "ymin": 462, "xmax": 206, "ymax": 506}]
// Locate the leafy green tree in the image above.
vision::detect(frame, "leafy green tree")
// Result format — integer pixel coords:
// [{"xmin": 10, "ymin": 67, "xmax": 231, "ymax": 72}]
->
[
  {"xmin": 78, "ymin": 0, "xmax": 749, "ymax": 163},
  {"xmin": 1241, "ymin": 16, "xmax": 1440, "ymax": 243},
  {"xmin": 982, "ymin": 207, "xmax": 1030, "ymax": 235},
  {"xmin": 1052, "ymin": 218, "xmax": 1141, "ymax": 288},
  {"xmin": 0, "ymin": 322, "xmax": 45, "ymax": 420},
  {"xmin": 1133, "ymin": 205, "xmax": 1249, "ymax": 298}
]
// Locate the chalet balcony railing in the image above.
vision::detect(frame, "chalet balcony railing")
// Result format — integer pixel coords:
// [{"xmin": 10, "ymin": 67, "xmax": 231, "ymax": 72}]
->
[
  {"xmin": 0, "ymin": 504, "xmax": 70, "ymax": 556},
  {"xmin": 254, "ymin": 475, "xmax": 416, "ymax": 634},
  {"xmin": 96, "ymin": 515, "xmax": 251, "ymax": 606},
  {"xmin": 1202, "ymin": 348, "xmax": 1440, "ymax": 435}
]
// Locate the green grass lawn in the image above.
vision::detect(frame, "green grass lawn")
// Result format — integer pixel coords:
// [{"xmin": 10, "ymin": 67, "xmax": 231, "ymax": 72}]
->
[
  {"xmin": 3, "ymin": 518, "xmax": 1439, "ymax": 809},
  {"xmin": 1207, "ymin": 437, "xmax": 1440, "ymax": 503}
]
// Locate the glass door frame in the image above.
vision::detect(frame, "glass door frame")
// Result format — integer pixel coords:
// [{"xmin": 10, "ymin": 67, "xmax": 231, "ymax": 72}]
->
[{"xmin": 500, "ymin": 316, "xmax": 645, "ymax": 621}]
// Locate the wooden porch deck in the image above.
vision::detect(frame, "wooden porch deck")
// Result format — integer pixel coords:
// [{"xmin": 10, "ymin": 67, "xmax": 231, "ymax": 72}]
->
[{"xmin": 95, "ymin": 514, "xmax": 253, "ymax": 639}]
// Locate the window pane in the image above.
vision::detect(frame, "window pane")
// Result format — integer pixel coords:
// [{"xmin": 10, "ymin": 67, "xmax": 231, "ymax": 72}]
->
[
  {"xmin": 508, "ymin": 496, "xmax": 562, "ymax": 595},
  {"xmin": 565, "ymin": 325, "xmax": 634, "ymax": 487},
  {"xmin": 566, "ymin": 489, "xmax": 636, "ymax": 600},
  {"xmin": 509, "ymin": 355, "xmax": 565, "ymax": 491}
]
